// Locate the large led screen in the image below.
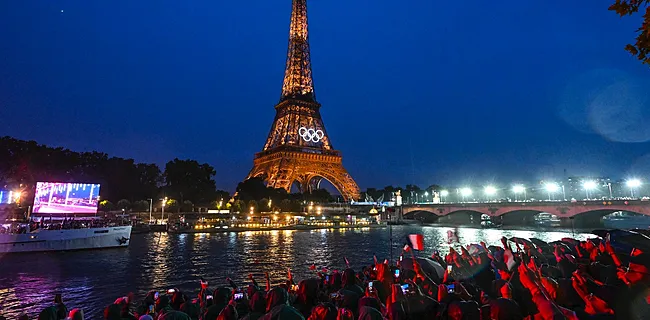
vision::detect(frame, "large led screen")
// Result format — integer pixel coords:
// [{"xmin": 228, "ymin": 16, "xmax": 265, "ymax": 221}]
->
[{"xmin": 33, "ymin": 182, "xmax": 101, "ymax": 214}]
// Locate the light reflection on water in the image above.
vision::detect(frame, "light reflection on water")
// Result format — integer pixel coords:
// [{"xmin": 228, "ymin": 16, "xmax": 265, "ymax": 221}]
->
[{"xmin": 0, "ymin": 225, "xmax": 593, "ymax": 319}]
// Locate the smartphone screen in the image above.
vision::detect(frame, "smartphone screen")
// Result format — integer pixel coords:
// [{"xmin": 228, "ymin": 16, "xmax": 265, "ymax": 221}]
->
[
  {"xmin": 330, "ymin": 293, "xmax": 339, "ymax": 299},
  {"xmin": 234, "ymin": 293, "xmax": 244, "ymax": 300},
  {"xmin": 446, "ymin": 284, "xmax": 455, "ymax": 293},
  {"xmin": 447, "ymin": 265, "xmax": 453, "ymax": 272},
  {"xmin": 206, "ymin": 295, "xmax": 213, "ymax": 300},
  {"xmin": 167, "ymin": 289, "xmax": 175, "ymax": 294},
  {"xmin": 325, "ymin": 275, "xmax": 330, "ymax": 282},
  {"xmin": 368, "ymin": 282, "xmax": 373, "ymax": 288},
  {"xmin": 400, "ymin": 284, "xmax": 409, "ymax": 293},
  {"xmin": 394, "ymin": 269, "xmax": 400, "ymax": 277},
  {"xmin": 154, "ymin": 292, "xmax": 159, "ymax": 300},
  {"xmin": 148, "ymin": 305, "xmax": 155, "ymax": 313}
]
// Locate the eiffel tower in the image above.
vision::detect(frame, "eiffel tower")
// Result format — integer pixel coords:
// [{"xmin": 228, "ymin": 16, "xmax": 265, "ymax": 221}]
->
[{"xmin": 246, "ymin": 0, "xmax": 360, "ymax": 201}]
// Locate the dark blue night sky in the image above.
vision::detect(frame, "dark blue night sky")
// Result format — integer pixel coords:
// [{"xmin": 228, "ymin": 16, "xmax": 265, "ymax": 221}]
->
[{"xmin": 1, "ymin": 1, "xmax": 649, "ymax": 192}]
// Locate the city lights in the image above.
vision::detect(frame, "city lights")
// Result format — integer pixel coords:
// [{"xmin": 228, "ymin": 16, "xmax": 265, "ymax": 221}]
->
[
  {"xmin": 544, "ymin": 183, "xmax": 559, "ymax": 201},
  {"xmin": 440, "ymin": 189, "xmax": 449, "ymax": 203},
  {"xmin": 583, "ymin": 181, "xmax": 597, "ymax": 190},
  {"xmin": 627, "ymin": 179, "xmax": 642, "ymax": 188},
  {"xmin": 583, "ymin": 180, "xmax": 597, "ymax": 199},
  {"xmin": 626, "ymin": 179, "xmax": 642, "ymax": 198},
  {"xmin": 484, "ymin": 185, "xmax": 497, "ymax": 196},
  {"xmin": 512, "ymin": 185, "xmax": 526, "ymax": 201},
  {"xmin": 512, "ymin": 185, "xmax": 525, "ymax": 194},
  {"xmin": 460, "ymin": 187, "xmax": 472, "ymax": 202},
  {"xmin": 545, "ymin": 183, "xmax": 559, "ymax": 193}
]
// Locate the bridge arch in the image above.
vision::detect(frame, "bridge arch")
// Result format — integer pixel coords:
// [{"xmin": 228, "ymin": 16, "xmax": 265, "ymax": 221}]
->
[
  {"xmin": 498, "ymin": 209, "xmax": 545, "ymax": 225},
  {"xmin": 403, "ymin": 210, "xmax": 441, "ymax": 223}
]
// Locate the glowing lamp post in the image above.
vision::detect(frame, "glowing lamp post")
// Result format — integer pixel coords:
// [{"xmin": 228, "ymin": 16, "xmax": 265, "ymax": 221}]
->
[
  {"xmin": 583, "ymin": 181, "xmax": 597, "ymax": 200},
  {"xmin": 484, "ymin": 185, "xmax": 497, "ymax": 202},
  {"xmin": 512, "ymin": 185, "xmax": 526, "ymax": 202},
  {"xmin": 626, "ymin": 179, "xmax": 642, "ymax": 198},
  {"xmin": 161, "ymin": 197, "xmax": 168, "ymax": 222},
  {"xmin": 545, "ymin": 183, "xmax": 559, "ymax": 201},
  {"xmin": 440, "ymin": 190, "xmax": 449, "ymax": 203},
  {"xmin": 424, "ymin": 191, "xmax": 429, "ymax": 203},
  {"xmin": 460, "ymin": 187, "xmax": 472, "ymax": 203}
]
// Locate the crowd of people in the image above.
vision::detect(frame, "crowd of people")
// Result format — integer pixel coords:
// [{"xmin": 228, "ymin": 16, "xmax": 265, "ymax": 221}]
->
[{"xmin": 16, "ymin": 233, "xmax": 650, "ymax": 319}]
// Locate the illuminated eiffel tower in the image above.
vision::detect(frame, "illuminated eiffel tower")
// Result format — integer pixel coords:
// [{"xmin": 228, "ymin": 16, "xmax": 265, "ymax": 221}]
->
[{"xmin": 246, "ymin": 0, "xmax": 359, "ymax": 201}]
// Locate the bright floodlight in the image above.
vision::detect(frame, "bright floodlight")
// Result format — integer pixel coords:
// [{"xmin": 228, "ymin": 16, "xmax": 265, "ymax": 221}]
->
[
  {"xmin": 484, "ymin": 185, "xmax": 497, "ymax": 196},
  {"xmin": 424, "ymin": 191, "xmax": 429, "ymax": 196},
  {"xmin": 460, "ymin": 187, "xmax": 472, "ymax": 197},
  {"xmin": 545, "ymin": 183, "xmax": 559, "ymax": 193},
  {"xmin": 627, "ymin": 179, "xmax": 642, "ymax": 188},
  {"xmin": 512, "ymin": 185, "xmax": 525, "ymax": 194},
  {"xmin": 440, "ymin": 190, "xmax": 449, "ymax": 197},
  {"xmin": 583, "ymin": 180, "xmax": 597, "ymax": 190}
]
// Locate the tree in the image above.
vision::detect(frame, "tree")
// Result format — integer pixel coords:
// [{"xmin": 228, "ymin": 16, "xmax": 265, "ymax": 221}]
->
[
  {"xmin": 182, "ymin": 200, "xmax": 194, "ymax": 212},
  {"xmin": 100, "ymin": 200, "xmax": 114, "ymax": 212},
  {"xmin": 259, "ymin": 198, "xmax": 270, "ymax": 211},
  {"xmin": 117, "ymin": 199, "xmax": 131, "ymax": 210},
  {"xmin": 235, "ymin": 177, "xmax": 290, "ymax": 203},
  {"xmin": 609, "ymin": 1, "xmax": 650, "ymax": 65},
  {"xmin": 248, "ymin": 200, "xmax": 258, "ymax": 213},
  {"xmin": 164, "ymin": 158, "xmax": 217, "ymax": 206},
  {"xmin": 132, "ymin": 200, "xmax": 150, "ymax": 212},
  {"xmin": 305, "ymin": 189, "xmax": 332, "ymax": 203},
  {"xmin": 0, "ymin": 136, "xmax": 163, "ymax": 203},
  {"xmin": 233, "ymin": 200, "xmax": 246, "ymax": 213},
  {"xmin": 280, "ymin": 199, "xmax": 292, "ymax": 212}
]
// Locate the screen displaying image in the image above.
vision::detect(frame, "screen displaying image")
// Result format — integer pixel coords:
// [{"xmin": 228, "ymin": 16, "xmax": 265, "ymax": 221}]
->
[
  {"xmin": 0, "ymin": 190, "xmax": 20, "ymax": 204},
  {"xmin": 33, "ymin": 182, "xmax": 101, "ymax": 214}
]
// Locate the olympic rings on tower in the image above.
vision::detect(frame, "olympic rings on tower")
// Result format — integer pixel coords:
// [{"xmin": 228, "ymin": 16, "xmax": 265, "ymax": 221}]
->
[{"xmin": 298, "ymin": 127, "xmax": 324, "ymax": 143}]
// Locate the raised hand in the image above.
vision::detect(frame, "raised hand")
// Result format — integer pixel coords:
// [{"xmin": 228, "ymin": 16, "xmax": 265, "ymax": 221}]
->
[
  {"xmin": 518, "ymin": 263, "xmax": 537, "ymax": 291},
  {"xmin": 572, "ymin": 275, "xmax": 613, "ymax": 315}
]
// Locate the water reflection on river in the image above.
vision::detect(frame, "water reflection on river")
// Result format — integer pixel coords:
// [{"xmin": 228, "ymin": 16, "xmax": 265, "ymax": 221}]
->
[{"xmin": 0, "ymin": 225, "xmax": 594, "ymax": 319}]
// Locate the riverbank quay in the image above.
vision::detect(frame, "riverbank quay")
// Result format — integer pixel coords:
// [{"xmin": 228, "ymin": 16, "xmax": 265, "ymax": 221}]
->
[{"xmin": 167, "ymin": 223, "xmax": 385, "ymax": 234}]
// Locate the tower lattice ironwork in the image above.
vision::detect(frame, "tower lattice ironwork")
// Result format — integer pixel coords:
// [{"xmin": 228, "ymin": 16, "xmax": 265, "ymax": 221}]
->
[{"xmin": 246, "ymin": 0, "xmax": 360, "ymax": 201}]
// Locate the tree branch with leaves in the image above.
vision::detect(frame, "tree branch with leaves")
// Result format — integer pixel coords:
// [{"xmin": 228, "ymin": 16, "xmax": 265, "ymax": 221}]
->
[{"xmin": 609, "ymin": 0, "xmax": 650, "ymax": 65}]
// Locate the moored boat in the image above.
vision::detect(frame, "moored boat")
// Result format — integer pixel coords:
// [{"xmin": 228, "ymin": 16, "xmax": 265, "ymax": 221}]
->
[{"xmin": 0, "ymin": 225, "xmax": 132, "ymax": 253}]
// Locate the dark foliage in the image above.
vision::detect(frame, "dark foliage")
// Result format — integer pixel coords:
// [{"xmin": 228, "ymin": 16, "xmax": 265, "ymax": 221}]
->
[{"xmin": 609, "ymin": 0, "xmax": 650, "ymax": 65}]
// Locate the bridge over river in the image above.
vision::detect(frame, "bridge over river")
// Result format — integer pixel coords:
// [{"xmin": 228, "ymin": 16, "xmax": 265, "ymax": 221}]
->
[{"xmin": 401, "ymin": 200, "xmax": 650, "ymax": 227}]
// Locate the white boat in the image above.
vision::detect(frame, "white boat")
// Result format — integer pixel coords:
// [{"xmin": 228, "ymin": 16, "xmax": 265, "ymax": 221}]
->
[{"xmin": 0, "ymin": 225, "xmax": 132, "ymax": 253}]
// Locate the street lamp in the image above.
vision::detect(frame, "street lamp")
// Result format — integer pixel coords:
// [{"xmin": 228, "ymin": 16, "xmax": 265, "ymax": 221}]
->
[
  {"xmin": 512, "ymin": 185, "xmax": 526, "ymax": 202},
  {"xmin": 545, "ymin": 183, "xmax": 559, "ymax": 201},
  {"xmin": 626, "ymin": 179, "xmax": 642, "ymax": 198},
  {"xmin": 424, "ymin": 191, "xmax": 429, "ymax": 203},
  {"xmin": 583, "ymin": 181, "xmax": 597, "ymax": 200},
  {"xmin": 440, "ymin": 190, "xmax": 449, "ymax": 203},
  {"xmin": 147, "ymin": 198, "xmax": 153, "ymax": 224},
  {"xmin": 460, "ymin": 187, "xmax": 472, "ymax": 202},
  {"xmin": 161, "ymin": 197, "xmax": 168, "ymax": 222},
  {"xmin": 484, "ymin": 185, "xmax": 497, "ymax": 202}
]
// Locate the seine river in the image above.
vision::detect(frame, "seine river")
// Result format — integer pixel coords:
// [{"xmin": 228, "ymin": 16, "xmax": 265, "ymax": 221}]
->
[{"xmin": 0, "ymin": 225, "xmax": 608, "ymax": 319}]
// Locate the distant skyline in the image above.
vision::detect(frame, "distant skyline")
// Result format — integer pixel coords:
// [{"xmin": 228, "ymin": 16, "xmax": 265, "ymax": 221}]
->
[{"xmin": 1, "ymin": 1, "xmax": 650, "ymax": 193}]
